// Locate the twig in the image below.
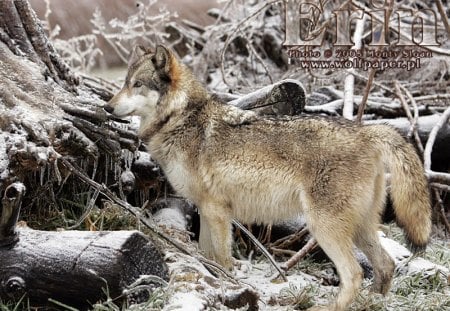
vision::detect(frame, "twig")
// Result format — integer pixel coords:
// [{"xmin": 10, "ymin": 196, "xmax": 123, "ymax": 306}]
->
[
  {"xmin": 270, "ymin": 248, "xmax": 296, "ymax": 257},
  {"xmin": 269, "ymin": 227, "xmax": 308, "ymax": 249},
  {"xmin": 394, "ymin": 81, "xmax": 424, "ymax": 154},
  {"xmin": 435, "ymin": 0, "xmax": 450, "ymax": 36},
  {"xmin": 399, "ymin": 84, "xmax": 420, "ymax": 142},
  {"xmin": 423, "ymin": 106, "xmax": 450, "ymax": 171},
  {"xmin": 280, "ymin": 238, "xmax": 317, "ymax": 272},
  {"xmin": 356, "ymin": 0, "xmax": 394, "ymax": 123},
  {"xmin": 220, "ymin": 0, "xmax": 282, "ymax": 86},
  {"xmin": 260, "ymin": 224, "xmax": 272, "ymax": 245},
  {"xmin": 427, "ymin": 171, "xmax": 450, "ymax": 185},
  {"xmin": 304, "ymin": 99, "xmax": 343, "ymax": 115},
  {"xmin": 413, "ymin": 94, "xmax": 450, "ymax": 102},
  {"xmin": 430, "ymin": 183, "xmax": 450, "ymax": 192},
  {"xmin": 80, "ymin": 73, "xmax": 121, "ymax": 92},
  {"xmin": 433, "ymin": 189, "xmax": 450, "ymax": 233},
  {"xmin": 48, "ymin": 299, "xmax": 79, "ymax": 311},
  {"xmin": 232, "ymin": 219, "xmax": 287, "ymax": 281},
  {"xmin": 351, "ymin": 71, "xmax": 393, "ymax": 93},
  {"xmin": 66, "ymin": 187, "xmax": 100, "ymax": 230},
  {"xmin": 356, "ymin": 69, "xmax": 376, "ymax": 123},
  {"xmin": 246, "ymin": 37, "xmax": 273, "ymax": 84}
]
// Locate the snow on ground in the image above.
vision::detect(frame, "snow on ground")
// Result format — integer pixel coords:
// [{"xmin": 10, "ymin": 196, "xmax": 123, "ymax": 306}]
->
[
  {"xmin": 161, "ymin": 231, "xmax": 449, "ymax": 310},
  {"xmin": 167, "ymin": 292, "xmax": 209, "ymax": 311},
  {"xmin": 379, "ymin": 231, "xmax": 449, "ymax": 278},
  {"xmin": 154, "ymin": 207, "xmax": 188, "ymax": 231}
]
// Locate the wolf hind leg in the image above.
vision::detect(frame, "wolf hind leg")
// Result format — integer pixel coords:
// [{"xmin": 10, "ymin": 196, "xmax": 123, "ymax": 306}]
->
[
  {"xmin": 355, "ymin": 172, "xmax": 394, "ymax": 294},
  {"xmin": 355, "ymin": 225, "xmax": 394, "ymax": 294},
  {"xmin": 306, "ymin": 215, "xmax": 363, "ymax": 311},
  {"xmin": 198, "ymin": 202, "xmax": 233, "ymax": 269}
]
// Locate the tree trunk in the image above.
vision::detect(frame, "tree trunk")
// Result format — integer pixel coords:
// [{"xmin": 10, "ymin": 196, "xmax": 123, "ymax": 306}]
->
[{"xmin": 0, "ymin": 0, "xmax": 140, "ymax": 193}]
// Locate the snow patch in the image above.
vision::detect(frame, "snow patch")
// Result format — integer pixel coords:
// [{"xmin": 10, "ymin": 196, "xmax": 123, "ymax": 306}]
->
[
  {"xmin": 406, "ymin": 257, "xmax": 449, "ymax": 277},
  {"xmin": 166, "ymin": 292, "xmax": 207, "ymax": 311},
  {"xmin": 153, "ymin": 207, "xmax": 187, "ymax": 231},
  {"xmin": 379, "ymin": 231, "xmax": 411, "ymax": 262},
  {"xmin": 379, "ymin": 231, "xmax": 449, "ymax": 281}
]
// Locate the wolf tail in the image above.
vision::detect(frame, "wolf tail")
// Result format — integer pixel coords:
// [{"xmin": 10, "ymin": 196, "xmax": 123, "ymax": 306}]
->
[{"xmin": 371, "ymin": 125, "xmax": 431, "ymax": 251}]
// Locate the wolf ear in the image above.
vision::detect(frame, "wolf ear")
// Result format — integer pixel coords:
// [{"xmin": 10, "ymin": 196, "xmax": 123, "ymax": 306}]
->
[
  {"xmin": 128, "ymin": 45, "xmax": 148, "ymax": 67},
  {"xmin": 153, "ymin": 45, "xmax": 171, "ymax": 74}
]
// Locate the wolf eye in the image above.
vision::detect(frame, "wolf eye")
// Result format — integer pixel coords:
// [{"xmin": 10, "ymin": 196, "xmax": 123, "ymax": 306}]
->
[{"xmin": 133, "ymin": 81, "xmax": 143, "ymax": 88}]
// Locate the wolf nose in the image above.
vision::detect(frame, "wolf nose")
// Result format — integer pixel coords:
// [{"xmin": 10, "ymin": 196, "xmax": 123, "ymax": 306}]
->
[{"xmin": 104, "ymin": 105, "xmax": 114, "ymax": 114}]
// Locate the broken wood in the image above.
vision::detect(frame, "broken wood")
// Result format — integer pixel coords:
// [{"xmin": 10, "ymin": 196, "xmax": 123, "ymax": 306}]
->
[
  {"xmin": 281, "ymin": 238, "xmax": 317, "ymax": 272},
  {"xmin": 0, "ymin": 183, "xmax": 25, "ymax": 246},
  {"xmin": 229, "ymin": 79, "xmax": 306, "ymax": 116},
  {"xmin": 0, "ymin": 182, "xmax": 168, "ymax": 310}
]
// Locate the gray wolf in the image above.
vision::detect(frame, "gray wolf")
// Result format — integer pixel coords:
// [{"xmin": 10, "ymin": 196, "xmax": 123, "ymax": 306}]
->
[{"xmin": 105, "ymin": 45, "xmax": 431, "ymax": 311}]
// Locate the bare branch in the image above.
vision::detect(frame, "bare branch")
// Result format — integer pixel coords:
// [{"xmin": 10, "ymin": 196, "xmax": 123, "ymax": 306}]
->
[
  {"xmin": 343, "ymin": 14, "xmax": 366, "ymax": 120},
  {"xmin": 280, "ymin": 238, "xmax": 317, "ymax": 272},
  {"xmin": 356, "ymin": 0, "xmax": 395, "ymax": 123},
  {"xmin": 394, "ymin": 81, "xmax": 424, "ymax": 154},
  {"xmin": 435, "ymin": 0, "xmax": 450, "ymax": 36},
  {"xmin": 232, "ymin": 220, "xmax": 287, "ymax": 281},
  {"xmin": 220, "ymin": 0, "xmax": 282, "ymax": 86}
]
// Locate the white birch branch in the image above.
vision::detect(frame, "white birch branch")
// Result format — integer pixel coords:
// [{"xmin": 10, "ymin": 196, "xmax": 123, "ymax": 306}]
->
[{"xmin": 343, "ymin": 14, "xmax": 366, "ymax": 120}]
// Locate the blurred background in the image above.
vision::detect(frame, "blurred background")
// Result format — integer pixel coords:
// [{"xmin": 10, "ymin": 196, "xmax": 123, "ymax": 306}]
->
[{"xmin": 30, "ymin": 0, "xmax": 220, "ymax": 70}]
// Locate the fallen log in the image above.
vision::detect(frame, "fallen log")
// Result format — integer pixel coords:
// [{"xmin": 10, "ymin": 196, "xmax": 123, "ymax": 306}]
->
[
  {"xmin": 0, "ymin": 182, "xmax": 168, "ymax": 310},
  {"xmin": 229, "ymin": 79, "xmax": 306, "ymax": 116}
]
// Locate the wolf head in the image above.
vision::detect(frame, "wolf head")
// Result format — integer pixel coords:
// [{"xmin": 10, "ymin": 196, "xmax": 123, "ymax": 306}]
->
[{"xmin": 104, "ymin": 45, "xmax": 194, "ymax": 119}]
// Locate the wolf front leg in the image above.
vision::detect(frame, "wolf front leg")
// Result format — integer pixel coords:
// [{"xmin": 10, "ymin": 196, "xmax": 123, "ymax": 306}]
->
[
  {"xmin": 198, "ymin": 202, "xmax": 233, "ymax": 270},
  {"xmin": 198, "ymin": 214, "xmax": 214, "ymax": 258}
]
